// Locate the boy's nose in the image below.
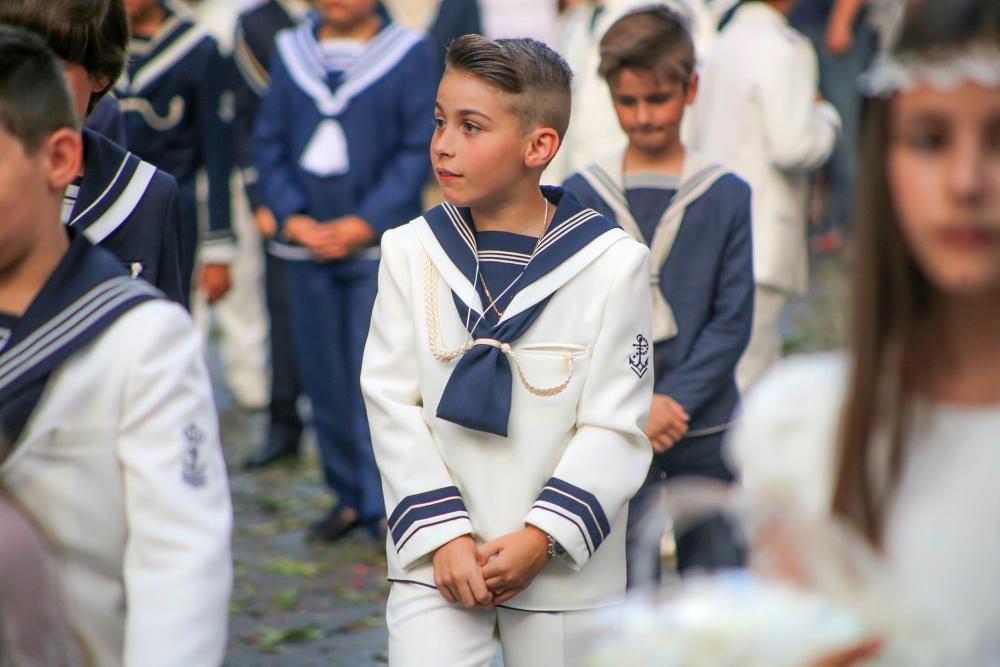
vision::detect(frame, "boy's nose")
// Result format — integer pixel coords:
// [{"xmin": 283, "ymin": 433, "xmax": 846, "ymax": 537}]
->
[{"xmin": 432, "ymin": 129, "xmax": 456, "ymax": 158}]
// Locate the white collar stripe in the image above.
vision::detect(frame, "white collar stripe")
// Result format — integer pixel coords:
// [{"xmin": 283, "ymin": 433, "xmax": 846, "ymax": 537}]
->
[
  {"xmin": 69, "ymin": 153, "xmax": 132, "ymax": 227},
  {"xmin": 82, "ymin": 161, "xmax": 157, "ymax": 245},
  {"xmin": 0, "ymin": 278, "xmax": 156, "ymax": 388},
  {"xmin": 277, "ymin": 22, "xmax": 421, "ymax": 117},
  {"xmin": 443, "ymin": 203, "xmax": 476, "ymax": 252},
  {"xmin": 128, "ymin": 25, "xmax": 209, "ymax": 94}
]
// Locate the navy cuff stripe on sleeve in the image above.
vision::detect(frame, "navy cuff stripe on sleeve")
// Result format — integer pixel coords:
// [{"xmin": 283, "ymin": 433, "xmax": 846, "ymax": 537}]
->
[
  {"xmin": 389, "ymin": 486, "xmax": 468, "ymax": 545},
  {"xmin": 546, "ymin": 477, "xmax": 611, "ymax": 536}
]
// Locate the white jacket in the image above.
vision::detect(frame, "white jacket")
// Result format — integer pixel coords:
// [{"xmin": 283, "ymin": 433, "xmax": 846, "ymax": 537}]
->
[
  {"xmin": 689, "ymin": 2, "xmax": 840, "ymax": 294},
  {"xmin": 361, "ymin": 218, "xmax": 653, "ymax": 611},
  {"xmin": 1, "ymin": 300, "xmax": 232, "ymax": 667}
]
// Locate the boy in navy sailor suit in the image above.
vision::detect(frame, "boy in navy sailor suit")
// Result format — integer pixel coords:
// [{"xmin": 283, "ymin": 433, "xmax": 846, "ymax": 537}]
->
[
  {"xmin": 563, "ymin": 7, "xmax": 754, "ymax": 578},
  {"xmin": 0, "ymin": 0, "xmax": 187, "ymax": 306},
  {"xmin": 232, "ymin": 0, "xmax": 308, "ymax": 467},
  {"xmin": 254, "ymin": 0, "xmax": 436, "ymax": 541},
  {"xmin": 0, "ymin": 27, "xmax": 231, "ymax": 666},
  {"xmin": 119, "ymin": 0, "xmax": 236, "ymax": 304},
  {"xmin": 362, "ymin": 36, "xmax": 653, "ymax": 667}
]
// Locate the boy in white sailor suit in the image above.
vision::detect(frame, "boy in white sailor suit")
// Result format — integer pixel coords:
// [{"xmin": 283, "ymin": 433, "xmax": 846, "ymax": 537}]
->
[
  {"xmin": 255, "ymin": 0, "xmax": 436, "ymax": 540},
  {"xmin": 562, "ymin": 7, "xmax": 753, "ymax": 579},
  {"xmin": 361, "ymin": 35, "xmax": 653, "ymax": 667},
  {"xmin": 0, "ymin": 28, "xmax": 231, "ymax": 667},
  {"xmin": 0, "ymin": 0, "xmax": 188, "ymax": 306},
  {"xmin": 688, "ymin": 0, "xmax": 841, "ymax": 390},
  {"xmin": 118, "ymin": 0, "xmax": 236, "ymax": 304}
]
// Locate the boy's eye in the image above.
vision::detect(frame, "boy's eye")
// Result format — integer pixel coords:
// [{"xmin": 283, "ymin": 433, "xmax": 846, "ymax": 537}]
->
[
  {"xmin": 463, "ymin": 122, "xmax": 480, "ymax": 134},
  {"xmin": 434, "ymin": 117, "xmax": 445, "ymax": 130},
  {"xmin": 615, "ymin": 96, "xmax": 637, "ymax": 107},
  {"xmin": 646, "ymin": 94, "xmax": 672, "ymax": 104}
]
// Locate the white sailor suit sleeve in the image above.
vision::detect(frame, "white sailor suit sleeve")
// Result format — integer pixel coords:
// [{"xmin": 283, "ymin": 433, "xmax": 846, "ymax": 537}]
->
[
  {"xmin": 117, "ymin": 302, "xmax": 232, "ymax": 666},
  {"xmin": 525, "ymin": 241, "xmax": 654, "ymax": 569},
  {"xmin": 760, "ymin": 36, "xmax": 841, "ymax": 172},
  {"xmin": 361, "ymin": 229, "xmax": 474, "ymax": 568}
]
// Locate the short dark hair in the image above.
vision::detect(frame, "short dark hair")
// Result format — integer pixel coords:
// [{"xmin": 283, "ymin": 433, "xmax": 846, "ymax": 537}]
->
[
  {"xmin": 0, "ymin": 25, "xmax": 78, "ymax": 152},
  {"xmin": 0, "ymin": 0, "xmax": 129, "ymax": 113},
  {"xmin": 599, "ymin": 6, "xmax": 695, "ymax": 86},
  {"xmin": 445, "ymin": 34, "xmax": 573, "ymax": 140}
]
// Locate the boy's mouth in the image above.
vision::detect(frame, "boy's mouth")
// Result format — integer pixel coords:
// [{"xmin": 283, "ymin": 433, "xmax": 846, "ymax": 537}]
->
[{"xmin": 436, "ymin": 168, "xmax": 461, "ymax": 181}]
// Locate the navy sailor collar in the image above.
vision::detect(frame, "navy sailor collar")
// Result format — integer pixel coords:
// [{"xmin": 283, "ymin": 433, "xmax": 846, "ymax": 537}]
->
[
  {"xmin": 418, "ymin": 186, "xmax": 621, "ymax": 323},
  {"xmin": 69, "ymin": 129, "xmax": 157, "ymax": 244},
  {"xmin": 0, "ymin": 230, "xmax": 160, "ymax": 452},
  {"xmin": 117, "ymin": 7, "xmax": 208, "ymax": 95},
  {"xmin": 275, "ymin": 14, "xmax": 424, "ymax": 118}
]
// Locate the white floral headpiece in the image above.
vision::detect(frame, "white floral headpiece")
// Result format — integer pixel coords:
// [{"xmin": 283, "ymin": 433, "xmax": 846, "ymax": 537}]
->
[{"xmin": 860, "ymin": 44, "xmax": 1000, "ymax": 98}]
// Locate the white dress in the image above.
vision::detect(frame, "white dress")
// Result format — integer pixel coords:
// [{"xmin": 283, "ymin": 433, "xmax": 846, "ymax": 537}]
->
[{"xmin": 727, "ymin": 353, "xmax": 1000, "ymax": 666}]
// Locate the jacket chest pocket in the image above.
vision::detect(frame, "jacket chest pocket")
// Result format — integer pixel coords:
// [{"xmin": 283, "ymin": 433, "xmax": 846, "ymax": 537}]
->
[{"xmin": 511, "ymin": 343, "xmax": 589, "ymax": 404}]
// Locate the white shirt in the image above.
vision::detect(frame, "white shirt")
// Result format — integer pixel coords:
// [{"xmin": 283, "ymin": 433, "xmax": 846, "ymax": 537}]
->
[{"xmin": 728, "ymin": 354, "xmax": 1000, "ymax": 665}]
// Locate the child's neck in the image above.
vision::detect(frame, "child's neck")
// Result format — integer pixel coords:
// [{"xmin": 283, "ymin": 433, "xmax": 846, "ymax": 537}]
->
[
  {"xmin": 0, "ymin": 221, "xmax": 69, "ymax": 318},
  {"xmin": 130, "ymin": 4, "xmax": 167, "ymax": 38},
  {"xmin": 470, "ymin": 182, "xmax": 552, "ymax": 237},
  {"xmin": 319, "ymin": 15, "xmax": 382, "ymax": 41},
  {"xmin": 916, "ymin": 290, "xmax": 1000, "ymax": 405},
  {"xmin": 623, "ymin": 142, "xmax": 686, "ymax": 176}
]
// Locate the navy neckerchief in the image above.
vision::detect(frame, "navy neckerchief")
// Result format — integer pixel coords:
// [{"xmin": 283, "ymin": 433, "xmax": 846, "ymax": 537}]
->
[
  {"xmin": 69, "ymin": 129, "xmax": 156, "ymax": 245},
  {"xmin": 425, "ymin": 186, "xmax": 618, "ymax": 436},
  {"xmin": 0, "ymin": 230, "xmax": 161, "ymax": 459}
]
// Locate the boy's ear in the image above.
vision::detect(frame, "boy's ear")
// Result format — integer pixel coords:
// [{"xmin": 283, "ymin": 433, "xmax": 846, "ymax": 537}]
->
[
  {"xmin": 43, "ymin": 128, "xmax": 83, "ymax": 191},
  {"xmin": 523, "ymin": 127, "xmax": 561, "ymax": 170},
  {"xmin": 685, "ymin": 72, "xmax": 699, "ymax": 106}
]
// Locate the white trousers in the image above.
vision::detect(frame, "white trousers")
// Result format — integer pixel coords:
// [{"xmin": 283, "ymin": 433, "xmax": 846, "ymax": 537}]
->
[
  {"xmin": 736, "ymin": 284, "xmax": 788, "ymax": 393},
  {"xmin": 386, "ymin": 583, "xmax": 611, "ymax": 667}
]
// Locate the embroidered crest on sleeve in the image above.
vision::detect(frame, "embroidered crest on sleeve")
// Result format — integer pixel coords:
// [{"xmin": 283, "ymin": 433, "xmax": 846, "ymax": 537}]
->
[
  {"xmin": 629, "ymin": 334, "xmax": 649, "ymax": 378},
  {"xmin": 182, "ymin": 422, "xmax": 208, "ymax": 487}
]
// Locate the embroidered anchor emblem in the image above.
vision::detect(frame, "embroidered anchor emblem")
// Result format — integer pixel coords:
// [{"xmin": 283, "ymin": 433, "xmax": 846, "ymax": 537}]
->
[
  {"xmin": 181, "ymin": 423, "xmax": 207, "ymax": 488},
  {"xmin": 629, "ymin": 334, "xmax": 649, "ymax": 378}
]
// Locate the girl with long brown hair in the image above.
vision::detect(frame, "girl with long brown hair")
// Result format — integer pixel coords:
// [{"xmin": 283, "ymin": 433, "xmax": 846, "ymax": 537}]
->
[{"xmin": 729, "ymin": 0, "xmax": 1000, "ymax": 663}]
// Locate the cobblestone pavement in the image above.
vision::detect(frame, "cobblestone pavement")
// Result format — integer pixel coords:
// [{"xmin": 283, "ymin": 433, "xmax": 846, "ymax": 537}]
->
[{"xmin": 214, "ymin": 253, "xmax": 849, "ymax": 666}]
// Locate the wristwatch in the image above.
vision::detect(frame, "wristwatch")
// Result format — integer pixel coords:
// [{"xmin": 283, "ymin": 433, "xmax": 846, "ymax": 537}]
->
[{"xmin": 545, "ymin": 533, "xmax": 568, "ymax": 562}]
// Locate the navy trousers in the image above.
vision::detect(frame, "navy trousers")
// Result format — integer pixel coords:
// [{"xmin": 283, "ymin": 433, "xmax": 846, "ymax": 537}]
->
[
  {"xmin": 626, "ymin": 430, "xmax": 746, "ymax": 588},
  {"xmin": 264, "ymin": 249, "xmax": 303, "ymax": 440},
  {"xmin": 286, "ymin": 257, "xmax": 384, "ymax": 524}
]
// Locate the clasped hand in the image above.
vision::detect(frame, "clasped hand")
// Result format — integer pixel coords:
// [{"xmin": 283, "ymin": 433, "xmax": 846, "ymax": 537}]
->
[
  {"xmin": 283, "ymin": 214, "xmax": 375, "ymax": 260},
  {"xmin": 432, "ymin": 527, "xmax": 551, "ymax": 609}
]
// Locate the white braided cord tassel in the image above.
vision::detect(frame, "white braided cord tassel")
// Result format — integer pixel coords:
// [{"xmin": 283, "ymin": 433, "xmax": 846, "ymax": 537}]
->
[{"xmin": 422, "ymin": 253, "xmax": 573, "ymax": 397}]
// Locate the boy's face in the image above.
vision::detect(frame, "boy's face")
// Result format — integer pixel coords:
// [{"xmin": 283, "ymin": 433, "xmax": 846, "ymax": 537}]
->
[
  {"xmin": 0, "ymin": 125, "xmax": 81, "ymax": 274},
  {"xmin": 432, "ymin": 71, "xmax": 537, "ymax": 210},
  {"xmin": 314, "ymin": 0, "xmax": 377, "ymax": 29},
  {"xmin": 608, "ymin": 67, "xmax": 696, "ymax": 157},
  {"xmin": 124, "ymin": 0, "xmax": 159, "ymax": 22}
]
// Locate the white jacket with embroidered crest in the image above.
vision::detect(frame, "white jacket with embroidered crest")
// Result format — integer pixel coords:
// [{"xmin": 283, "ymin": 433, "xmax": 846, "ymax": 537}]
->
[
  {"xmin": 361, "ymin": 219, "xmax": 654, "ymax": 611},
  {"xmin": 0, "ymin": 300, "xmax": 232, "ymax": 667}
]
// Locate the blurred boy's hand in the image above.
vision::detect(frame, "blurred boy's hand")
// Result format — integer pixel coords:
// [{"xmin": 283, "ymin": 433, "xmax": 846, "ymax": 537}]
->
[
  {"xmin": 645, "ymin": 393, "xmax": 689, "ymax": 452},
  {"xmin": 432, "ymin": 535, "xmax": 493, "ymax": 608},
  {"xmin": 253, "ymin": 207, "xmax": 278, "ymax": 239},
  {"xmin": 324, "ymin": 215, "xmax": 375, "ymax": 257},
  {"xmin": 478, "ymin": 526, "xmax": 550, "ymax": 605},
  {"xmin": 197, "ymin": 264, "xmax": 231, "ymax": 304}
]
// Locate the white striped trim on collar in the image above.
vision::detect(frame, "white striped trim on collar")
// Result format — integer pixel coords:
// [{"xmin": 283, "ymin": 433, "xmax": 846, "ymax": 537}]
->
[
  {"xmin": 535, "ymin": 209, "xmax": 600, "ymax": 255},
  {"xmin": 277, "ymin": 21, "xmax": 422, "ymax": 117},
  {"xmin": 0, "ymin": 277, "xmax": 158, "ymax": 392},
  {"xmin": 127, "ymin": 24, "xmax": 209, "ymax": 94},
  {"xmin": 81, "ymin": 161, "xmax": 157, "ymax": 245},
  {"xmin": 442, "ymin": 202, "xmax": 476, "ymax": 253}
]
